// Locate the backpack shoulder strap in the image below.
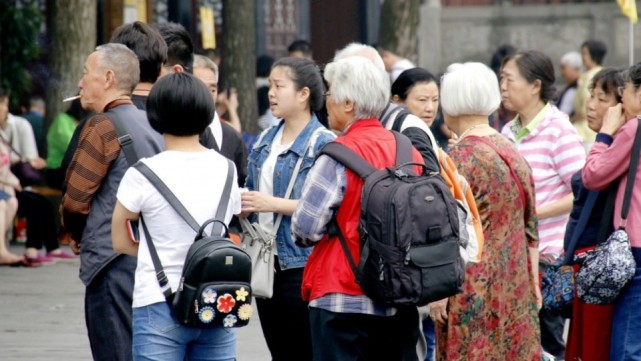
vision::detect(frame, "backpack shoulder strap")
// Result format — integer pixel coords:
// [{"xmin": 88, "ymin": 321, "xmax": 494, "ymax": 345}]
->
[
  {"xmin": 133, "ymin": 162, "xmax": 201, "ymax": 233},
  {"xmin": 109, "ymin": 110, "xmax": 139, "ymax": 166},
  {"xmin": 210, "ymin": 159, "xmax": 235, "ymax": 236},
  {"xmin": 318, "ymin": 142, "xmax": 376, "ymax": 179},
  {"xmin": 393, "ymin": 131, "xmax": 413, "ymax": 167},
  {"xmin": 391, "ymin": 110, "xmax": 410, "ymax": 133}
]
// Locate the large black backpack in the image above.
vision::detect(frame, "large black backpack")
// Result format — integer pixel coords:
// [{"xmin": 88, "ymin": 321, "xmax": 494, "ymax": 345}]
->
[
  {"xmin": 319, "ymin": 132, "xmax": 464, "ymax": 306},
  {"xmin": 135, "ymin": 161, "xmax": 253, "ymax": 328}
]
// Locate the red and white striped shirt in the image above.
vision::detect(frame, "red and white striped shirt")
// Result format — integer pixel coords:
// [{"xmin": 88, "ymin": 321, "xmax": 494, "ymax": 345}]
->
[{"xmin": 503, "ymin": 104, "xmax": 586, "ymax": 255}]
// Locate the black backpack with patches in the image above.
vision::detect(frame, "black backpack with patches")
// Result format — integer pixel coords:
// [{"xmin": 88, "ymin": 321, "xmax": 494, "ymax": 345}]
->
[{"xmin": 319, "ymin": 132, "xmax": 464, "ymax": 306}]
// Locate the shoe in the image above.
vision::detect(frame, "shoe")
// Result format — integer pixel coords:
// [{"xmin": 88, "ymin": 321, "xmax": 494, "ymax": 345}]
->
[
  {"xmin": 47, "ymin": 250, "xmax": 76, "ymax": 261},
  {"xmin": 20, "ymin": 255, "xmax": 43, "ymax": 267}
]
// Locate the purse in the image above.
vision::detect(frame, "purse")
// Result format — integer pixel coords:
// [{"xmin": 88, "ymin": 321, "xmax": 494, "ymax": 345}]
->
[
  {"xmin": 541, "ymin": 191, "xmax": 598, "ymax": 312},
  {"xmin": 0, "ymin": 133, "xmax": 41, "ymax": 186},
  {"xmin": 575, "ymin": 121, "xmax": 641, "ymax": 305},
  {"xmin": 239, "ymin": 130, "xmax": 314, "ymax": 299}
]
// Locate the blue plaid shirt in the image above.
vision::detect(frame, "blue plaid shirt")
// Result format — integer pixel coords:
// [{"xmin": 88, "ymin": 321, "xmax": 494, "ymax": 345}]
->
[{"xmin": 292, "ymin": 154, "xmax": 396, "ymax": 316}]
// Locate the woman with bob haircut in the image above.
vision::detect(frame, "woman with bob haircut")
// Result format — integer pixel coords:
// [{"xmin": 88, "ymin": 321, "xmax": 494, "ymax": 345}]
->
[
  {"xmin": 433, "ymin": 62, "xmax": 542, "ymax": 361},
  {"xmin": 292, "ymin": 56, "xmax": 424, "ymax": 361},
  {"xmin": 391, "ymin": 67, "xmax": 440, "ymax": 126},
  {"xmin": 564, "ymin": 68, "xmax": 622, "ymax": 361},
  {"xmin": 242, "ymin": 57, "xmax": 335, "ymax": 361},
  {"xmin": 111, "ymin": 73, "xmax": 241, "ymax": 361},
  {"xmin": 500, "ymin": 50, "xmax": 585, "ymax": 359},
  {"xmin": 582, "ymin": 62, "xmax": 641, "ymax": 361}
]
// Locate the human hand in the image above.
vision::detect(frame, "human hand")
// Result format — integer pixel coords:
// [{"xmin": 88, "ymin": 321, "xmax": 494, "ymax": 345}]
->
[
  {"xmin": 600, "ymin": 104, "xmax": 626, "ymax": 136},
  {"xmin": 428, "ymin": 298, "xmax": 449, "ymax": 324},
  {"xmin": 448, "ymin": 133, "xmax": 459, "ymax": 148},
  {"xmin": 14, "ymin": 182, "xmax": 22, "ymax": 192},
  {"xmin": 241, "ymin": 191, "xmax": 275, "ymax": 213},
  {"xmin": 29, "ymin": 157, "xmax": 46, "ymax": 170},
  {"xmin": 69, "ymin": 239, "xmax": 81, "ymax": 255},
  {"xmin": 534, "ymin": 284, "xmax": 543, "ymax": 310}
]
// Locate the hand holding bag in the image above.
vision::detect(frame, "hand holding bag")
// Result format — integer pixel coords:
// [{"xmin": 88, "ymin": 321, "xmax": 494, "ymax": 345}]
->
[
  {"xmin": 541, "ymin": 191, "xmax": 598, "ymax": 311},
  {"xmin": 575, "ymin": 120, "xmax": 641, "ymax": 305}
]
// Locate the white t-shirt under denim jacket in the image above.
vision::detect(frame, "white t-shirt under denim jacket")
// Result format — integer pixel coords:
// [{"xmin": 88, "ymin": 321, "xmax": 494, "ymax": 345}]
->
[{"xmin": 117, "ymin": 149, "xmax": 241, "ymax": 308}]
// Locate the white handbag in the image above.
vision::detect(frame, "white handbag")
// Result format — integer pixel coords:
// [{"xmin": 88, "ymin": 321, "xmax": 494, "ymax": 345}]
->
[{"xmin": 240, "ymin": 218, "xmax": 276, "ymax": 298}]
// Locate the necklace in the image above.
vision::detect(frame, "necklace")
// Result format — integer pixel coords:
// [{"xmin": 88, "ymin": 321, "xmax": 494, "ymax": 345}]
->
[{"xmin": 458, "ymin": 123, "xmax": 490, "ymax": 140}]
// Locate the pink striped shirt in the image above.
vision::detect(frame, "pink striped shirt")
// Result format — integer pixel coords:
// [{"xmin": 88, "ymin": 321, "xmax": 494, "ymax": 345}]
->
[
  {"xmin": 502, "ymin": 104, "xmax": 586, "ymax": 255},
  {"xmin": 583, "ymin": 118, "xmax": 641, "ymax": 248}
]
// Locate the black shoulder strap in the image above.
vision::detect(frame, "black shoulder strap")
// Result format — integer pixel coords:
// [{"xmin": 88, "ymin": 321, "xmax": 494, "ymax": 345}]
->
[
  {"xmin": 620, "ymin": 117, "xmax": 641, "ymax": 224},
  {"xmin": 109, "ymin": 110, "xmax": 139, "ymax": 166},
  {"xmin": 318, "ymin": 142, "xmax": 376, "ymax": 179},
  {"xmin": 563, "ymin": 191, "xmax": 598, "ymax": 265},
  {"xmin": 391, "ymin": 111, "xmax": 410, "ymax": 133},
  {"xmin": 393, "ymin": 131, "xmax": 413, "ymax": 167}
]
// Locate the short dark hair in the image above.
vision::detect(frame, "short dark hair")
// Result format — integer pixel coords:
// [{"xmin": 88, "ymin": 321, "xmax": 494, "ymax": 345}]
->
[
  {"xmin": 581, "ymin": 39, "xmax": 608, "ymax": 66},
  {"xmin": 257, "ymin": 54, "xmax": 274, "ymax": 78},
  {"xmin": 625, "ymin": 62, "xmax": 641, "ymax": 92},
  {"xmin": 272, "ymin": 57, "xmax": 324, "ymax": 113},
  {"xmin": 391, "ymin": 67, "xmax": 438, "ymax": 100},
  {"xmin": 490, "ymin": 44, "xmax": 517, "ymax": 74},
  {"xmin": 590, "ymin": 68, "xmax": 624, "ymax": 103},
  {"xmin": 502, "ymin": 50, "xmax": 557, "ymax": 103},
  {"xmin": 287, "ymin": 39, "xmax": 312, "ymax": 57},
  {"xmin": 110, "ymin": 21, "xmax": 168, "ymax": 83},
  {"xmin": 155, "ymin": 22, "xmax": 194, "ymax": 73},
  {"xmin": 146, "ymin": 73, "xmax": 214, "ymax": 136}
]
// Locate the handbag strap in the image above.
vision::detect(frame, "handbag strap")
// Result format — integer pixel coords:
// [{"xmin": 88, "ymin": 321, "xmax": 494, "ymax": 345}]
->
[
  {"xmin": 258, "ymin": 127, "xmax": 319, "ymax": 238},
  {"xmin": 620, "ymin": 117, "xmax": 641, "ymax": 225},
  {"xmin": 136, "ymin": 159, "xmax": 235, "ymax": 301},
  {"xmin": 563, "ymin": 191, "xmax": 598, "ymax": 265},
  {"xmin": 471, "ymin": 135, "xmax": 526, "ymax": 207}
]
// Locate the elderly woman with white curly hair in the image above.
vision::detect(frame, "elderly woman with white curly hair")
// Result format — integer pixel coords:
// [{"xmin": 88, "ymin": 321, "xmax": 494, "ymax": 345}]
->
[
  {"xmin": 292, "ymin": 56, "xmax": 424, "ymax": 360},
  {"xmin": 431, "ymin": 62, "xmax": 542, "ymax": 360}
]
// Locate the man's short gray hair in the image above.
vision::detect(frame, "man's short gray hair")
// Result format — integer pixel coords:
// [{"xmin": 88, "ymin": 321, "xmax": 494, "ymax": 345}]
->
[
  {"xmin": 560, "ymin": 51, "xmax": 583, "ymax": 71},
  {"xmin": 324, "ymin": 56, "xmax": 390, "ymax": 120},
  {"xmin": 193, "ymin": 54, "xmax": 218, "ymax": 81},
  {"xmin": 333, "ymin": 42, "xmax": 386, "ymax": 73},
  {"xmin": 96, "ymin": 43, "xmax": 139, "ymax": 93},
  {"xmin": 440, "ymin": 62, "xmax": 501, "ymax": 117}
]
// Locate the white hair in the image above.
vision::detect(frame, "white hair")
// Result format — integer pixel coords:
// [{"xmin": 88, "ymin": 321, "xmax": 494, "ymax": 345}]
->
[
  {"xmin": 96, "ymin": 43, "xmax": 139, "ymax": 93},
  {"xmin": 324, "ymin": 56, "xmax": 390, "ymax": 120},
  {"xmin": 193, "ymin": 54, "xmax": 218, "ymax": 80},
  {"xmin": 333, "ymin": 42, "xmax": 386, "ymax": 73},
  {"xmin": 440, "ymin": 62, "xmax": 501, "ymax": 117},
  {"xmin": 560, "ymin": 51, "xmax": 583, "ymax": 71}
]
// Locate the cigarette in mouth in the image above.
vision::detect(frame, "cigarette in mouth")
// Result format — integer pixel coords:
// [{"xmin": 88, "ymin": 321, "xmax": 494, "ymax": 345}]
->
[{"xmin": 63, "ymin": 95, "xmax": 81, "ymax": 102}]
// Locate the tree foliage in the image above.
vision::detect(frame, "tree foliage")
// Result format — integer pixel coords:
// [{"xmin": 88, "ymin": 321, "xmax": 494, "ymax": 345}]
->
[{"xmin": 0, "ymin": 0, "xmax": 42, "ymax": 109}]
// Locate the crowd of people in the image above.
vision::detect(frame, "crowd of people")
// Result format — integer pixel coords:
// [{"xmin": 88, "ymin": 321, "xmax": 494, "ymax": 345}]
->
[{"xmin": 1, "ymin": 18, "xmax": 640, "ymax": 361}]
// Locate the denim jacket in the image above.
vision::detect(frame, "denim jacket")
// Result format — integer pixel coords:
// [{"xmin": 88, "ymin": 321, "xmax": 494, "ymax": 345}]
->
[{"xmin": 246, "ymin": 115, "xmax": 335, "ymax": 270}]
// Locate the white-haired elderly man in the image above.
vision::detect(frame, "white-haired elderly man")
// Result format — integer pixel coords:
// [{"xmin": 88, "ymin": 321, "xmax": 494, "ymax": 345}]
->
[
  {"xmin": 292, "ymin": 56, "xmax": 423, "ymax": 360},
  {"xmin": 557, "ymin": 51, "xmax": 583, "ymax": 117},
  {"xmin": 61, "ymin": 43, "xmax": 163, "ymax": 361}
]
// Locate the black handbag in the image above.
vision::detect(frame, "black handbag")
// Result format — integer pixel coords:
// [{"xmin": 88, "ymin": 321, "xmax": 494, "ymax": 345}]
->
[
  {"xmin": 575, "ymin": 119, "xmax": 641, "ymax": 305},
  {"xmin": 135, "ymin": 160, "xmax": 253, "ymax": 328}
]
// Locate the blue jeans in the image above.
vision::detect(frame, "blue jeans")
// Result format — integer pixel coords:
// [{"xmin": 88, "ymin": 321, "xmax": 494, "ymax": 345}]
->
[
  {"xmin": 610, "ymin": 266, "xmax": 641, "ymax": 361},
  {"xmin": 132, "ymin": 302, "xmax": 236, "ymax": 361},
  {"xmin": 423, "ymin": 317, "xmax": 435, "ymax": 361}
]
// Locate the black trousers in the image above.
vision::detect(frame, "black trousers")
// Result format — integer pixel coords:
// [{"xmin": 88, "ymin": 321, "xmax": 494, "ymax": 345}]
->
[
  {"xmin": 16, "ymin": 191, "xmax": 59, "ymax": 252},
  {"xmin": 309, "ymin": 306, "xmax": 420, "ymax": 361},
  {"xmin": 255, "ymin": 263, "xmax": 312, "ymax": 361},
  {"xmin": 540, "ymin": 308, "xmax": 566, "ymax": 359},
  {"xmin": 85, "ymin": 255, "xmax": 136, "ymax": 361}
]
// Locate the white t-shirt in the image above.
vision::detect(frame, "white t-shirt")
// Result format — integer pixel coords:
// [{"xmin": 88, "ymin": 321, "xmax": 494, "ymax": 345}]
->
[
  {"xmin": 117, "ymin": 149, "xmax": 241, "ymax": 308},
  {"xmin": 258, "ymin": 128, "xmax": 292, "ymax": 243}
]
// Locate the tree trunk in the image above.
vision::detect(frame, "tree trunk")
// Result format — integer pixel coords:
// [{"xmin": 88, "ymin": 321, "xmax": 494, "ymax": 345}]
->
[
  {"xmin": 378, "ymin": 0, "xmax": 419, "ymax": 62},
  {"xmin": 221, "ymin": 0, "xmax": 257, "ymax": 134},
  {"xmin": 45, "ymin": 0, "xmax": 95, "ymax": 131}
]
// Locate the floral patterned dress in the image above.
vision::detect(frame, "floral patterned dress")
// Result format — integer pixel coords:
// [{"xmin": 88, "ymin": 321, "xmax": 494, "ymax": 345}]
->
[{"xmin": 436, "ymin": 134, "xmax": 541, "ymax": 361}]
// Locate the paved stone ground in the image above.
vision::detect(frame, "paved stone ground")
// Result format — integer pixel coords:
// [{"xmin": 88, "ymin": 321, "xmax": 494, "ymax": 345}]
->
[{"xmin": 0, "ymin": 244, "xmax": 269, "ymax": 361}]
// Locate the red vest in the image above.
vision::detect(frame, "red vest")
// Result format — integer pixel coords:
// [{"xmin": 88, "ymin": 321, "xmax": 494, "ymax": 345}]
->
[{"xmin": 301, "ymin": 119, "xmax": 424, "ymax": 302}]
